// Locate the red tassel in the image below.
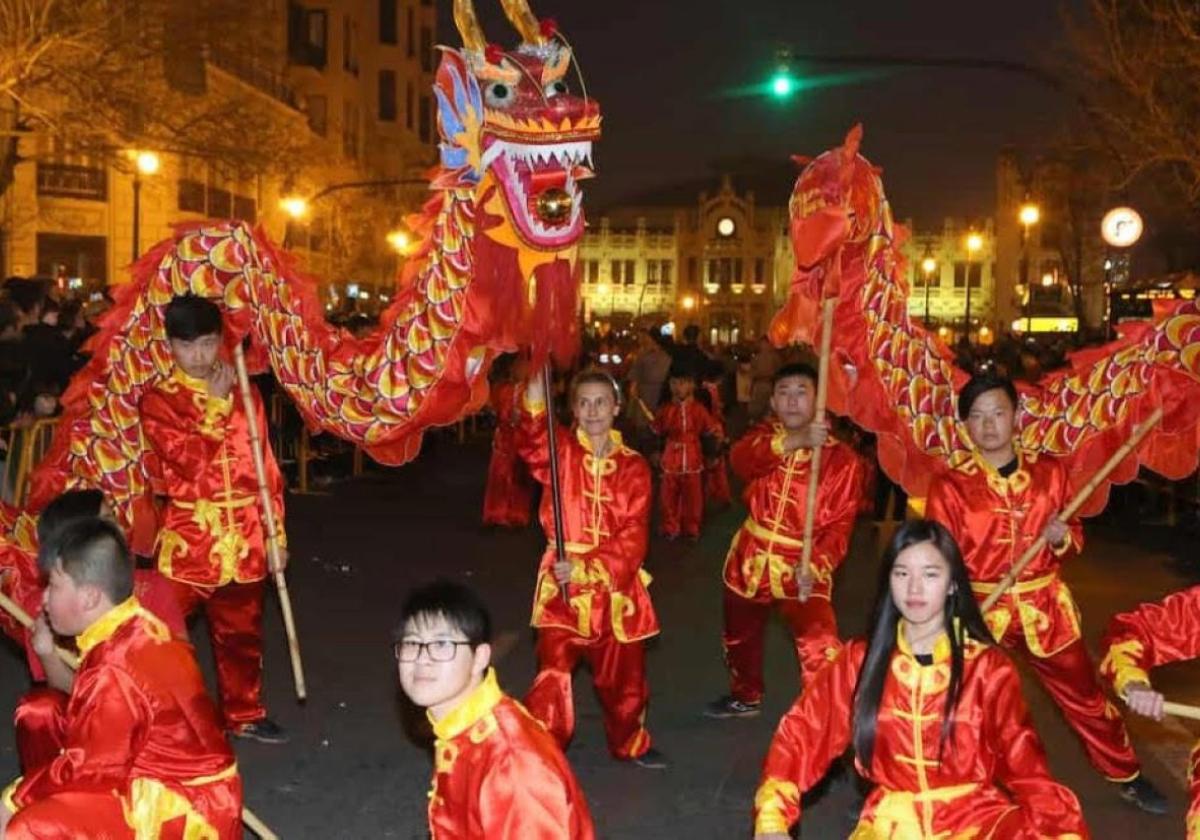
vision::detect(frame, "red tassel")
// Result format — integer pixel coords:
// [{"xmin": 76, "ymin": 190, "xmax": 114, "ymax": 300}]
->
[
  {"xmin": 485, "ymin": 44, "xmax": 504, "ymax": 65},
  {"xmin": 539, "ymin": 18, "xmax": 558, "ymax": 39}
]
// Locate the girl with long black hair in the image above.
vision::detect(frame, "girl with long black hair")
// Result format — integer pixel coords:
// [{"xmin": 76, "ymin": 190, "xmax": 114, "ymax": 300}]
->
[{"xmin": 753, "ymin": 519, "xmax": 1088, "ymax": 839}]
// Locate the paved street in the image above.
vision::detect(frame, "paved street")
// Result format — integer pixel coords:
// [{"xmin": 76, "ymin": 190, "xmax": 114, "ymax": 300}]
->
[{"xmin": 1, "ymin": 433, "xmax": 1198, "ymax": 839}]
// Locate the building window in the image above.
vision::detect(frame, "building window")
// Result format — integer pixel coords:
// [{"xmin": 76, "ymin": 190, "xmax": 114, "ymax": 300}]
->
[
  {"xmin": 233, "ymin": 195, "xmax": 257, "ymax": 223},
  {"xmin": 378, "ymin": 70, "xmax": 396, "ymax": 121},
  {"xmin": 287, "ymin": 3, "xmax": 327, "ymax": 68},
  {"xmin": 406, "ymin": 7, "xmax": 415, "ymax": 57},
  {"xmin": 405, "ymin": 82, "xmax": 414, "ymax": 130},
  {"xmin": 36, "ymin": 162, "xmax": 107, "ymax": 201},
  {"xmin": 207, "ymin": 186, "xmax": 232, "ymax": 217},
  {"xmin": 754, "ymin": 259, "xmax": 764, "ymax": 283},
  {"xmin": 306, "ymin": 94, "xmax": 327, "ymax": 136},
  {"xmin": 661, "ymin": 260, "xmax": 673, "ymax": 286},
  {"xmin": 953, "ymin": 262, "xmax": 982, "ymax": 289},
  {"xmin": 587, "ymin": 260, "xmax": 599, "ymax": 284},
  {"xmin": 420, "ymin": 25, "xmax": 433, "ymax": 72},
  {"xmin": 646, "ymin": 261, "xmax": 659, "ymax": 284},
  {"xmin": 610, "ymin": 260, "xmax": 621, "ymax": 284},
  {"xmin": 342, "ymin": 14, "xmax": 358, "ymax": 74},
  {"xmin": 37, "ymin": 234, "xmax": 107, "ymax": 286},
  {"xmin": 688, "ymin": 257, "xmax": 697, "ymax": 286},
  {"xmin": 624, "ymin": 259, "xmax": 636, "ymax": 286},
  {"xmin": 177, "ymin": 179, "xmax": 205, "ymax": 212},
  {"xmin": 418, "ymin": 95, "xmax": 432, "ymax": 143},
  {"xmin": 379, "ymin": 0, "xmax": 397, "ymax": 44},
  {"xmin": 343, "ymin": 100, "xmax": 360, "ymax": 159}
]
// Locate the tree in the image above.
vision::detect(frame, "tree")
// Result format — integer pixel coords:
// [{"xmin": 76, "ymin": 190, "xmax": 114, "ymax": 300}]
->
[
  {"xmin": 0, "ymin": 0, "xmax": 312, "ymax": 200},
  {"xmin": 1067, "ymin": 0, "xmax": 1200, "ymax": 203}
]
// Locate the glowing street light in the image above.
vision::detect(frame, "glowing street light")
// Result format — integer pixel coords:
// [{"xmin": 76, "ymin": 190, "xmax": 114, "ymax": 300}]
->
[
  {"xmin": 770, "ymin": 72, "xmax": 797, "ymax": 98},
  {"xmin": 965, "ymin": 232, "xmax": 983, "ymax": 255},
  {"xmin": 1018, "ymin": 202, "xmax": 1040, "ymax": 228},
  {"xmin": 921, "ymin": 256, "xmax": 937, "ymax": 275},
  {"xmin": 280, "ymin": 195, "xmax": 309, "ymax": 219},
  {"xmin": 130, "ymin": 150, "xmax": 160, "ymax": 261},
  {"xmin": 681, "ymin": 294, "xmax": 696, "ymax": 311},
  {"xmin": 386, "ymin": 229, "xmax": 412, "ymax": 253},
  {"xmin": 963, "ymin": 231, "xmax": 983, "ymax": 343},
  {"xmin": 135, "ymin": 150, "xmax": 161, "ymax": 176}
]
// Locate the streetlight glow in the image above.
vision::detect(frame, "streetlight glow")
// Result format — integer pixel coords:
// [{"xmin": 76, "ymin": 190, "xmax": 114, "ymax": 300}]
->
[
  {"xmin": 770, "ymin": 72, "xmax": 796, "ymax": 98},
  {"xmin": 280, "ymin": 195, "xmax": 309, "ymax": 219},
  {"xmin": 921, "ymin": 256, "xmax": 937, "ymax": 275},
  {"xmin": 965, "ymin": 232, "xmax": 983, "ymax": 254},
  {"xmin": 596, "ymin": 282, "xmax": 610, "ymax": 297},
  {"xmin": 1019, "ymin": 203, "xmax": 1040, "ymax": 227},
  {"xmin": 135, "ymin": 151, "xmax": 160, "ymax": 176},
  {"xmin": 681, "ymin": 294, "xmax": 696, "ymax": 311},
  {"xmin": 386, "ymin": 229, "xmax": 411, "ymax": 253}
]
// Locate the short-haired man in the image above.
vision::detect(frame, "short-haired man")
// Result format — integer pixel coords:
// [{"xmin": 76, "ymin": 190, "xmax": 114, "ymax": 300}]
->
[
  {"xmin": 396, "ymin": 580, "xmax": 594, "ymax": 838},
  {"xmin": 927, "ymin": 372, "xmax": 1165, "ymax": 813},
  {"xmin": 517, "ymin": 369, "xmax": 666, "ymax": 768},
  {"xmin": 706, "ymin": 362, "xmax": 866, "ymax": 718},
  {"xmin": 1, "ymin": 518, "xmax": 242, "ymax": 838},
  {"xmin": 140, "ymin": 293, "xmax": 289, "ymax": 743}
]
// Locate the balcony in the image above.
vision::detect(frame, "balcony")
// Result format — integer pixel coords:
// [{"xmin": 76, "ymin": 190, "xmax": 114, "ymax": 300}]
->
[{"xmin": 37, "ymin": 163, "xmax": 107, "ymax": 201}]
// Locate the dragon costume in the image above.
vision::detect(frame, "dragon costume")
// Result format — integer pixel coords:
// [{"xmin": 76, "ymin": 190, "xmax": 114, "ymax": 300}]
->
[
  {"xmin": 772, "ymin": 125, "xmax": 1200, "ymax": 515},
  {"xmin": 21, "ymin": 0, "xmax": 600, "ymax": 542}
]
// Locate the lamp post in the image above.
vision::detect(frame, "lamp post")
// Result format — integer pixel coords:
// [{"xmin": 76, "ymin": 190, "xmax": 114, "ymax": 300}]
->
[
  {"xmin": 1100, "ymin": 206, "xmax": 1144, "ymax": 338},
  {"xmin": 131, "ymin": 151, "xmax": 160, "ymax": 261},
  {"xmin": 1017, "ymin": 201, "xmax": 1039, "ymax": 329},
  {"xmin": 921, "ymin": 251, "xmax": 936, "ymax": 326},
  {"xmin": 964, "ymin": 231, "xmax": 983, "ymax": 343}
]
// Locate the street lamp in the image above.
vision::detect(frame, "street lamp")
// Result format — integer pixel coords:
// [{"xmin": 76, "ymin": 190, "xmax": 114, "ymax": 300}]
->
[
  {"xmin": 1018, "ymin": 202, "xmax": 1040, "ymax": 228},
  {"xmin": 1100, "ymin": 206, "xmax": 1144, "ymax": 337},
  {"xmin": 964, "ymin": 231, "xmax": 983, "ymax": 342},
  {"xmin": 280, "ymin": 195, "xmax": 309, "ymax": 219},
  {"xmin": 920, "ymin": 251, "xmax": 936, "ymax": 325},
  {"xmin": 386, "ymin": 229, "xmax": 412, "ymax": 254},
  {"xmin": 131, "ymin": 150, "xmax": 160, "ymax": 261},
  {"xmin": 1018, "ymin": 200, "xmax": 1040, "ymax": 326}
]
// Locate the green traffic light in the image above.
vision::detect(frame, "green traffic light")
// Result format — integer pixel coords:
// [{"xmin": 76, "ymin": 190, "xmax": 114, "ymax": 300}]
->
[{"xmin": 770, "ymin": 73, "xmax": 796, "ymax": 98}]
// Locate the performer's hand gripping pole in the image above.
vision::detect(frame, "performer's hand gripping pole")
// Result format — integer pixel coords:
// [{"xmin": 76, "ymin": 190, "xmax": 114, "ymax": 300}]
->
[
  {"xmin": 0, "ymin": 591, "xmax": 278, "ymax": 837},
  {"xmin": 234, "ymin": 344, "xmax": 307, "ymax": 701},
  {"xmin": 798, "ymin": 296, "xmax": 836, "ymax": 601},
  {"xmin": 542, "ymin": 363, "xmax": 570, "ymax": 605},
  {"xmin": 981, "ymin": 406, "xmax": 1164, "ymax": 612}
]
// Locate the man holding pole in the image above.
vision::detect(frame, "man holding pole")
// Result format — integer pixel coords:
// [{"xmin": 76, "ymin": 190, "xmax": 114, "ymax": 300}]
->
[
  {"xmin": 139, "ymin": 294, "xmax": 289, "ymax": 744},
  {"xmin": 705, "ymin": 362, "xmax": 865, "ymax": 718},
  {"xmin": 926, "ymin": 371, "xmax": 1165, "ymax": 813},
  {"xmin": 515, "ymin": 369, "xmax": 666, "ymax": 769}
]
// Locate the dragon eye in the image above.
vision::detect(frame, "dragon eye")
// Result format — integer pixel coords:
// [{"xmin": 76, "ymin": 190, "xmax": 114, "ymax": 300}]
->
[
  {"xmin": 543, "ymin": 80, "xmax": 569, "ymax": 98},
  {"xmin": 485, "ymin": 82, "xmax": 516, "ymax": 108}
]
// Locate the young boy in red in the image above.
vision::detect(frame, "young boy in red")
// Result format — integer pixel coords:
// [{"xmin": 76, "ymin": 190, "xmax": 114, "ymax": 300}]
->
[
  {"xmin": 140, "ymin": 293, "xmax": 288, "ymax": 744},
  {"xmin": 396, "ymin": 579, "xmax": 594, "ymax": 839},
  {"xmin": 705, "ymin": 362, "xmax": 866, "ymax": 718},
  {"xmin": 517, "ymin": 369, "xmax": 666, "ymax": 769},
  {"xmin": 1, "ymin": 518, "xmax": 242, "ymax": 838},
  {"xmin": 653, "ymin": 362, "xmax": 722, "ymax": 541}
]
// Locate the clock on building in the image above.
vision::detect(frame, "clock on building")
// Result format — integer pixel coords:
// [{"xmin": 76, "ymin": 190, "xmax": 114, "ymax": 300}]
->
[{"xmin": 716, "ymin": 217, "xmax": 736, "ymax": 237}]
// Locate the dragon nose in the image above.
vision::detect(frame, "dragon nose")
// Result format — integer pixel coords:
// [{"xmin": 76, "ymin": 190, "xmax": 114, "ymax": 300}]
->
[{"xmin": 548, "ymin": 94, "xmax": 599, "ymax": 125}]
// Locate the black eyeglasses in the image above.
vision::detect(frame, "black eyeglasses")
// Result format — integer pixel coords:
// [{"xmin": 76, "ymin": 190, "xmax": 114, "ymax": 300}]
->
[{"xmin": 394, "ymin": 639, "xmax": 472, "ymax": 663}]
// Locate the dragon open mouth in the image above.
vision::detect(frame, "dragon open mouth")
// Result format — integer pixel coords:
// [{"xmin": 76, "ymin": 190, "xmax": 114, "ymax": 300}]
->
[{"xmin": 482, "ymin": 139, "xmax": 594, "ymax": 249}]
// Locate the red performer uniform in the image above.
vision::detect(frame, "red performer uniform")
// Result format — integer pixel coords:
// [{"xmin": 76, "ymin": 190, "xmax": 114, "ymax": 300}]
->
[
  {"xmin": 754, "ymin": 632, "xmax": 1089, "ymax": 838},
  {"xmin": 140, "ymin": 367, "xmax": 285, "ymax": 730},
  {"xmin": 1101, "ymin": 586, "xmax": 1200, "ymax": 837},
  {"xmin": 481, "ymin": 381, "xmax": 534, "ymax": 527},
  {"xmin": 721, "ymin": 422, "xmax": 865, "ymax": 701},
  {"xmin": 2, "ymin": 597, "xmax": 242, "ymax": 838},
  {"xmin": 926, "ymin": 449, "xmax": 1140, "ymax": 782},
  {"xmin": 701, "ymin": 382, "xmax": 732, "ymax": 507},
  {"xmin": 427, "ymin": 668, "xmax": 594, "ymax": 839},
  {"xmin": 1, "ymin": 510, "xmax": 185, "ymax": 682},
  {"xmin": 516, "ymin": 395, "xmax": 659, "ymax": 760},
  {"xmin": 653, "ymin": 396, "xmax": 721, "ymax": 539}
]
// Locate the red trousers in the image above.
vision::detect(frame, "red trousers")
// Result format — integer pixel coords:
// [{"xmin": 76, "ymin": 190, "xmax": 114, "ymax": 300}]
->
[
  {"xmin": 704, "ymin": 457, "xmax": 732, "ymax": 506},
  {"xmin": 994, "ymin": 618, "xmax": 1140, "ymax": 781},
  {"xmin": 660, "ymin": 471, "xmax": 704, "ymax": 538},
  {"xmin": 481, "ymin": 447, "xmax": 533, "ymax": 527},
  {"xmin": 9, "ymin": 691, "xmax": 241, "ymax": 839},
  {"xmin": 166, "ymin": 578, "xmax": 266, "ymax": 728},
  {"xmin": 722, "ymin": 588, "xmax": 839, "ymax": 704},
  {"xmin": 525, "ymin": 628, "xmax": 652, "ymax": 760}
]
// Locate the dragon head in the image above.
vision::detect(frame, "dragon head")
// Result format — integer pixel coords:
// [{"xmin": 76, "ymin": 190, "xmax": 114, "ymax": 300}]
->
[{"xmin": 435, "ymin": 0, "xmax": 600, "ymax": 256}]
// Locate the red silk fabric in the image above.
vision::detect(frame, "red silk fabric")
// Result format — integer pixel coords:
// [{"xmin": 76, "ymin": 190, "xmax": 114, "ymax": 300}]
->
[
  {"xmin": 6, "ymin": 599, "xmax": 242, "ymax": 838},
  {"xmin": 481, "ymin": 382, "xmax": 533, "ymax": 527},
  {"xmin": 427, "ymin": 669, "xmax": 595, "ymax": 839},
  {"xmin": 754, "ymin": 636, "xmax": 1088, "ymax": 838}
]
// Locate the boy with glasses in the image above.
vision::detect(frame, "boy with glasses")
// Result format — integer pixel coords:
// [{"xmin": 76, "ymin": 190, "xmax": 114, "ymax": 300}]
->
[{"xmin": 395, "ymin": 580, "xmax": 594, "ymax": 839}]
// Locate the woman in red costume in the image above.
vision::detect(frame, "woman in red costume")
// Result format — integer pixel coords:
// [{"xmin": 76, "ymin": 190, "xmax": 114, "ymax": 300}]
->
[
  {"xmin": 753, "ymin": 519, "xmax": 1088, "ymax": 839},
  {"xmin": 481, "ymin": 357, "xmax": 534, "ymax": 528}
]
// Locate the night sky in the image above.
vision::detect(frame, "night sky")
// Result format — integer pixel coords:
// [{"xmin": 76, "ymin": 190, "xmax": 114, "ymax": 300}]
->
[{"xmin": 440, "ymin": 1, "xmax": 1084, "ymax": 226}]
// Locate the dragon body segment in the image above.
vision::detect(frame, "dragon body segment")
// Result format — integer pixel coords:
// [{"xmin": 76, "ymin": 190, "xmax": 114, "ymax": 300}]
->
[
  {"xmin": 774, "ymin": 126, "xmax": 1200, "ymax": 515},
  {"xmin": 27, "ymin": 0, "xmax": 600, "ymax": 534}
]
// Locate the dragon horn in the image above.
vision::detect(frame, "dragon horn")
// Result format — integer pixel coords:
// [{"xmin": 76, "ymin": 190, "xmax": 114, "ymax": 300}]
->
[
  {"xmin": 500, "ymin": 0, "xmax": 547, "ymax": 45},
  {"xmin": 454, "ymin": 0, "xmax": 487, "ymax": 53},
  {"xmin": 842, "ymin": 123, "xmax": 863, "ymax": 161}
]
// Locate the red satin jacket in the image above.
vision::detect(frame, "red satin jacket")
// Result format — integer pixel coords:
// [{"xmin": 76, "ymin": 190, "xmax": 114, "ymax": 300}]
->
[
  {"xmin": 427, "ymin": 669, "xmax": 594, "ymax": 839},
  {"xmin": 754, "ymin": 631, "xmax": 1088, "ymax": 838},
  {"xmin": 141, "ymin": 369, "xmax": 285, "ymax": 587},
  {"xmin": 2, "ymin": 598, "xmax": 242, "ymax": 837},
  {"xmin": 516, "ymin": 398, "xmax": 658, "ymax": 643},
  {"xmin": 1101, "ymin": 586, "xmax": 1200, "ymax": 838},
  {"xmin": 926, "ymin": 450, "xmax": 1084, "ymax": 657},
  {"xmin": 723, "ymin": 423, "xmax": 865, "ymax": 601},
  {"xmin": 653, "ymin": 397, "xmax": 721, "ymax": 474}
]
